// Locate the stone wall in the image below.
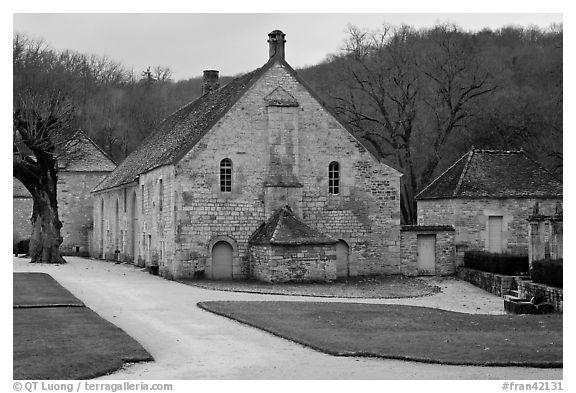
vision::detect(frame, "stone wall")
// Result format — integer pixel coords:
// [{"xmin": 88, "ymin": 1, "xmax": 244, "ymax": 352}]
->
[
  {"xmin": 400, "ymin": 227, "xmax": 455, "ymax": 276},
  {"xmin": 58, "ymin": 172, "xmax": 111, "ymax": 255},
  {"xmin": 13, "ymin": 197, "xmax": 32, "ymax": 244},
  {"xmin": 165, "ymin": 61, "xmax": 401, "ymax": 280},
  {"xmin": 13, "ymin": 171, "xmax": 111, "ymax": 256},
  {"xmin": 92, "ymin": 165, "xmax": 176, "ymax": 276},
  {"xmin": 457, "ymin": 267, "xmax": 527, "ymax": 297},
  {"xmin": 250, "ymin": 244, "xmax": 337, "ymax": 282},
  {"xmin": 518, "ymin": 280, "xmax": 563, "ymax": 312},
  {"xmin": 418, "ymin": 198, "xmax": 560, "ymax": 258}
]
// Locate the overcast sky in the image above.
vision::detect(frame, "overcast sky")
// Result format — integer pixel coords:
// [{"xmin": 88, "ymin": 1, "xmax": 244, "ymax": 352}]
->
[{"xmin": 13, "ymin": 13, "xmax": 563, "ymax": 80}]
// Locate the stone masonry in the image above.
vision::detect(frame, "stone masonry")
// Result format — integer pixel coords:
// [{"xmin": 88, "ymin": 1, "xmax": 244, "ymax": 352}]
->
[
  {"xmin": 400, "ymin": 226, "xmax": 455, "ymax": 276},
  {"xmin": 92, "ymin": 31, "xmax": 402, "ymax": 281},
  {"xmin": 418, "ymin": 198, "xmax": 560, "ymax": 261},
  {"xmin": 250, "ymin": 244, "xmax": 337, "ymax": 282}
]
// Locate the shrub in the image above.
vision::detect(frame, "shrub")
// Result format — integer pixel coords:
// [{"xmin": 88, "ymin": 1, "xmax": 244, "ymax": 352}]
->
[
  {"xmin": 16, "ymin": 239, "xmax": 30, "ymax": 255},
  {"xmin": 531, "ymin": 259, "xmax": 563, "ymax": 288},
  {"xmin": 464, "ymin": 251, "xmax": 529, "ymax": 275}
]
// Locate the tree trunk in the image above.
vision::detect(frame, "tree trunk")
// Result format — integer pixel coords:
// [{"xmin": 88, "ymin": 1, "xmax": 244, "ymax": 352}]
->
[
  {"xmin": 28, "ymin": 171, "xmax": 65, "ymax": 264},
  {"xmin": 398, "ymin": 151, "xmax": 418, "ymax": 225}
]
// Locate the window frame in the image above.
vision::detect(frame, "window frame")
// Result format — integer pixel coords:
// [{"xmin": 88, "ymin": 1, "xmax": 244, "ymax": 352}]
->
[
  {"xmin": 328, "ymin": 161, "xmax": 340, "ymax": 195},
  {"xmin": 220, "ymin": 158, "xmax": 232, "ymax": 193},
  {"xmin": 159, "ymin": 179, "xmax": 163, "ymax": 212}
]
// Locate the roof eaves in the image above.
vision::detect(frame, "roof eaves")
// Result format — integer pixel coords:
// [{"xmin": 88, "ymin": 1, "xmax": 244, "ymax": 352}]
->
[{"xmin": 92, "ymin": 178, "xmax": 138, "ymax": 194}]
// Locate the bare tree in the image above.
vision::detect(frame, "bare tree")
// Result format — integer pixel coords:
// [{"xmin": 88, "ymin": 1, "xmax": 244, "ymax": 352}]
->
[
  {"xmin": 153, "ymin": 66, "xmax": 172, "ymax": 83},
  {"xmin": 13, "ymin": 91, "xmax": 80, "ymax": 263},
  {"xmin": 333, "ymin": 25, "xmax": 421, "ymax": 224},
  {"xmin": 332, "ymin": 24, "xmax": 496, "ymax": 224},
  {"xmin": 419, "ymin": 24, "xmax": 497, "ymax": 184}
]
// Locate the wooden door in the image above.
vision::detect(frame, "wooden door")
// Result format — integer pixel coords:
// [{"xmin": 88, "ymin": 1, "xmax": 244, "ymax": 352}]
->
[
  {"xmin": 212, "ymin": 241, "xmax": 233, "ymax": 279},
  {"xmin": 417, "ymin": 234, "xmax": 436, "ymax": 275},
  {"xmin": 336, "ymin": 240, "xmax": 349, "ymax": 278},
  {"xmin": 488, "ymin": 216, "xmax": 503, "ymax": 253}
]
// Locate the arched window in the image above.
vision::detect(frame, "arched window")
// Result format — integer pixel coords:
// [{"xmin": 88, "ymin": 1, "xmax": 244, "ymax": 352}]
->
[
  {"xmin": 328, "ymin": 161, "xmax": 340, "ymax": 195},
  {"xmin": 220, "ymin": 158, "xmax": 232, "ymax": 192}
]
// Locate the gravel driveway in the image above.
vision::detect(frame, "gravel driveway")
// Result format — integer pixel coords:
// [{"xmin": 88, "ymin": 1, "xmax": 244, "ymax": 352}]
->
[{"xmin": 13, "ymin": 256, "xmax": 562, "ymax": 380}]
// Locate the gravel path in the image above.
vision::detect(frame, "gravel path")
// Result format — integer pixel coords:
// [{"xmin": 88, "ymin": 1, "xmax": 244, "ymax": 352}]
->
[{"xmin": 13, "ymin": 256, "xmax": 562, "ymax": 380}]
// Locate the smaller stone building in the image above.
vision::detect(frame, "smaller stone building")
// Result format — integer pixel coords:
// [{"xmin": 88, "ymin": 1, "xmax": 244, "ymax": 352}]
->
[
  {"xmin": 416, "ymin": 149, "xmax": 562, "ymax": 267},
  {"xmin": 400, "ymin": 225, "xmax": 455, "ymax": 276},
  {"xmin": 248, "ymin": 206, "xmax": 338, "ymax": 282},
  {"xmin": 12, "ymin": 132, "xmax": 116, "ymax": 255},
  {"xmin": 13, "ymin": 180, "xmax": 33, "ymax": 248}
]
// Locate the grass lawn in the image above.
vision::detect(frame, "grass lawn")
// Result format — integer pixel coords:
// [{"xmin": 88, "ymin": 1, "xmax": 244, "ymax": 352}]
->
[
  {"xmin": 184, "ymin": 275, "xmax": 440, "ymax": 298},
  {"xmin": 198, "ymin": 301, "xmax": 562, "ymax": 367},
  {"xmin": 14, "ymin": 272, "xmax": 84, "ymax": 307},
  {"xmin": 13, "ymin": 273, "xmax": 152, "ymax": 379}
]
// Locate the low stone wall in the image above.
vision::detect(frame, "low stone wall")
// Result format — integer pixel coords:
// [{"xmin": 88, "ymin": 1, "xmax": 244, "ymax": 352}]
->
[
  {"xmin": 518, "ymin": 280, "xmax": 563, "ymax": 312},
  {"xmin": 250, "ymin": 244, "xmax": 336, "ymax": 283},
  {"xmin": 457, "ymin": 267, "xmax": 527, "ymax": 297}
]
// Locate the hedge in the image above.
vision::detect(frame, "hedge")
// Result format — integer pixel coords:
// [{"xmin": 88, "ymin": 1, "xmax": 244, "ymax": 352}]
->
[
  {"xmin": 531, "ymin": 259, "xmax": 563, "ymax": 288},
  {"xmin": 464, "ymin": 251, "xmax": 529, "ymax": 275}
]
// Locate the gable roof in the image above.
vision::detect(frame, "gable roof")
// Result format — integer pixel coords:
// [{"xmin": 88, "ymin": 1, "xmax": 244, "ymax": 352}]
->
[
  {"xmin": 93, "ymin": 63, "xmax": 272, "ymax": 193},
  {"xmin": 249, "ymin": 206, "xmax": 336, "ymax": 246},
  {"xmin": 416, "ymin": 149, "xmax": 562, "ymax": 200},
  {"xmin": 59, "ymin": 131, "xmax": 117, "ymax": 172},
  {"xmin": 94, "ymin": 54, "xmax": 402, "ymax": 193}
]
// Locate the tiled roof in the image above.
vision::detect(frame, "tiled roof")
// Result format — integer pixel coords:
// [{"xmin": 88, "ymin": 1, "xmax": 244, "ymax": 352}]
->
[
  {"xmin": 60, "ymin": 132, "xmax": 117, "ymax": 172},
  {"xmin": 93, "ymin": 53, "xmax": 403, "ymax": 193},
  {"xmin": 249, "ymin": 206, "xmax": 336, "ymax": 245},
  {"xmin": 93, "ymin": 63, "xmax": 271, "ymax": 192},
  {"xmin": 13, "ymin": 178, "xmax": 31, "ymax": 198},
  {"xmin": 416, "ymin": 150, "xmax": 562, "ymax": 200}
]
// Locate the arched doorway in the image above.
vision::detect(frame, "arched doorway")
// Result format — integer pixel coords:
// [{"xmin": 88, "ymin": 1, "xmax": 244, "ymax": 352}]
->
[
  {"xmin": 100, "ymin": 198, "xmax": 105, "ymax": 258},
  {"xmin": 211, "ymin": 241, "xmax": 233, "ymax": 279},
  {"xmin": 129, "ymin": 191, "xmax": 138, "ymax": 262},
  {"xmin": 336, "ymin": 240, "xmax": 350, "ymax": 278}
]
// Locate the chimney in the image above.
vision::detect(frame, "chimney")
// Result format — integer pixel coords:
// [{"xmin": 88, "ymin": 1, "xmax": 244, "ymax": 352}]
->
[
  {"xmin": 268, "ymin": 30, "xmax": 286, "ymax": 60},
  {"xmin": 202, "ymin": 70, "xmax": 219, "ymax": 95}
]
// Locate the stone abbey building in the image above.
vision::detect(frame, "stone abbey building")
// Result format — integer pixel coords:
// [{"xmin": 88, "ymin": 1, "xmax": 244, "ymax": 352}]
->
[
  {"xmin": 92, "ymin": 30, "xmax": 403, "ymax": 281},
  {"xmin": 13, "ymin": 133, "xmax": 116, "ymax": 255},
  {"xmin": 414, "ymin": 149, "xmax": 562, "ymax": 269}
]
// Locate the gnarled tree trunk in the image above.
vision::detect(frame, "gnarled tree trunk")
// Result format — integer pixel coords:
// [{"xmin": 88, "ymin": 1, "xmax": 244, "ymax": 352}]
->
[
  {"xmin": 29, "ymin": 192, "xmax": 64, "ymax": 264},
  {"xmin": 26, "ymin": 164, "xmax": 65, "ymax": 264}
]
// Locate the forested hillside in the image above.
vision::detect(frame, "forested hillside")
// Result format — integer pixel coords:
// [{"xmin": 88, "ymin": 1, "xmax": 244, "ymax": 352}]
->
[{"xmin": 13, "ymin": 23, "xmax": 562, "ymax": 223}]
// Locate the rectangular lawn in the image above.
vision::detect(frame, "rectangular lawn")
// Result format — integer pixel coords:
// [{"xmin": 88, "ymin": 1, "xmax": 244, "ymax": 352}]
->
[
  {"xmin": 13, "ymin": 272, "xmax": 152, "ymax": 379},
  {"xmin": 13, "ymin": 272, "xmax": 84, "ymax": 307},
  {"xmin": 198, "ymin": 301, "xmax": 562, "ymax": 367}
]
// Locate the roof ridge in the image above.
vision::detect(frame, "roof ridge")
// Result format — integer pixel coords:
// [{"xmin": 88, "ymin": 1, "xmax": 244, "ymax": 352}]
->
[
  {"xmin": 473, "ymin": 148, "xmax": 524, "ymax": 154},
  {"xmin": 77, "ymin": 129, "xmax": 118, "ymax": 166},
  {"xmin": 415, "ymin": 150, "xmax": 470, "ymax": 199},
  {"xmin": 93, "ymin": 59, "xmax": 276, "ymax": 193},
  {"xmin": 453, "ymin": 150, "xmax": 475, "ymax": 197},
  {"xmin": 269, "ymin": 206, "xmax": 290, "ymax": 242},
  {"xmin": 519, "ymin": 150, "xmax": 562, "ymax": 183}
]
